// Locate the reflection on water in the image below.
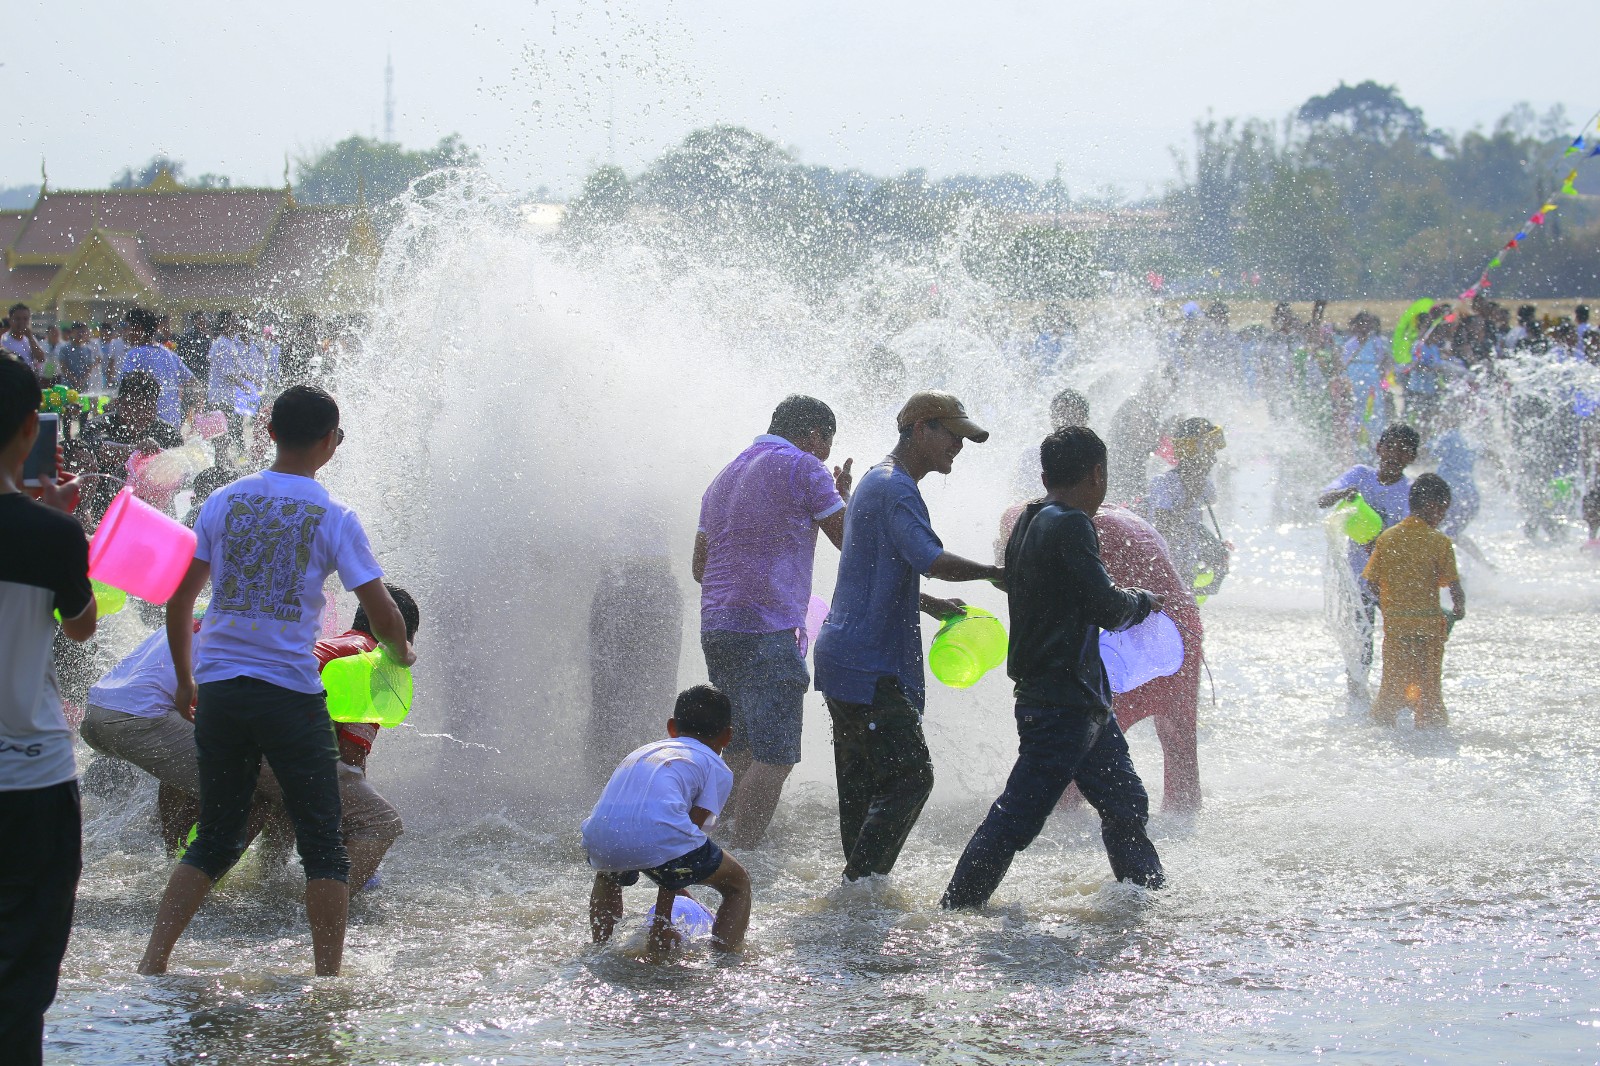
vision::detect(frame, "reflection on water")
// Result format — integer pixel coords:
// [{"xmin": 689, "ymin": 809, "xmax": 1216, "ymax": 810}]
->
[{"xmin": 54, "ymin": 549, "xmax": 1600, "ymax": 1062}]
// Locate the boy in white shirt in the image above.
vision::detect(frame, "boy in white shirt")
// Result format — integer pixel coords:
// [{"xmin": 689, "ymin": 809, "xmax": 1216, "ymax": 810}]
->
[
  {"xmin": 582, "ymin": 685, "xmax": 751, "ymax": 955},
  {"xmin": 136, "ymin": 385, "xmax": 415, "ymax": 978}
]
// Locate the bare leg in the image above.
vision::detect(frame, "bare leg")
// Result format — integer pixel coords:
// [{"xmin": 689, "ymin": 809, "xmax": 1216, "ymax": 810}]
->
[
  {"xmin": 700, "ymin": 853, "xmax": 752, "ymax": 953},
  {"xmin": 725, "ymin": 761, "xmax": 793, "ymax": 849},
  {"xmin": 589, "ymin": 874, "xmax": 623, "ymax": 944},
  {"xmin": 305, "ymin": 878, "xmax": 348, "ymax": 977},
  {"xmin": 346, "ymin": 838, "xmax": 393, "ymax": 893},
  {"xmin": 645, "ymin": 883, "xmax": 680, "ymax": 960},
  {"xmin": 137, "ymin": 863, "xmax": 215, "ymax": 974},
  {"xmin": 157, "ymin": 784, "xmax": 199, "ymax": 855},
  {"xmin": 720, "ymin": 748, "xmax": 753, "ymax": 832}
]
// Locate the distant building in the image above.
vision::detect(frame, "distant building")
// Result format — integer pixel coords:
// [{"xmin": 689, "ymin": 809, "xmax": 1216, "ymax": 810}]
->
[{"xmin": 0, "ymin": 167, "xmax": 380, "ymax": 324}]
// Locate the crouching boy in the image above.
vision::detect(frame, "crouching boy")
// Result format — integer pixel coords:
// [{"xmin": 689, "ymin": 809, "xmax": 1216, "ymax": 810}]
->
[{"xmin": 581, "ymin": 685, "xmax": 751, "ymax": 954}]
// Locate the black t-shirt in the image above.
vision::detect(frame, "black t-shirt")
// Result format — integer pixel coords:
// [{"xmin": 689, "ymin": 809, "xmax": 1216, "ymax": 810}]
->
[
  {"xmin": 176, "ymin": 330, "xmax": 211, "ymax": 378},
  {"xmin": 1004, "ymin": 501, "xmax": 1154, "ymax": 711},
  {"xmin": 0, "ymin": 494, "xmax": 93, "ymax": 789},
  {"xmin": 100, "ymin": 413, "xmax": 183, "ymax": 450}
]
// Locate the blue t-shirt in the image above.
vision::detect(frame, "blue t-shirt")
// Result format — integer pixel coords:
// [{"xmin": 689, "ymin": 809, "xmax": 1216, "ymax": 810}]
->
[
  {"xmin": 814, "ymin": 459, "xmax": 944, "ymax": 710},
  {"xmin": 1323, "ymin": 465, "xmax": 1411, "ymax": 586},
  {"xmin": 118, "ymin": 344, "xmax": 195, "ymax": 427}
]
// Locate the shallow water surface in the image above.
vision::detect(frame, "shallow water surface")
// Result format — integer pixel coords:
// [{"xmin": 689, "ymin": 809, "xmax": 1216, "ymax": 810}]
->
[{"xmin": 49, "ymin": 514, "xmax": 1600, "ymax": 1064}]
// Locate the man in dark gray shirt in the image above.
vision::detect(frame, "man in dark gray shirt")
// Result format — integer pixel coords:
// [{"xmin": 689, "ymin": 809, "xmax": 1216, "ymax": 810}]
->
[{"xmin": 941, "ymin": 426, "xmax": 1165, "ymax": 909}]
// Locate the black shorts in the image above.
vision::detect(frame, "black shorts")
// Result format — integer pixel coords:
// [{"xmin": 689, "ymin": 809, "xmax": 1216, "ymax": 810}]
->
[{"xmin": 604, "ymin": 839, "xmax": 724, "ymax": 891}]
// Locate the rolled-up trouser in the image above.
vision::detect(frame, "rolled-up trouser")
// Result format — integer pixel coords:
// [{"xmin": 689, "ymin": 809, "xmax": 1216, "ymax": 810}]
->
[
  {"xmin": 182, "ymin": 677, "xmax": 349, "ymax": 884},
  {"xmin": 81, "ymin": 703, "xmax": 401, "ymax": 846},
  {"xmin": 825, "ymin": 676, "xmax": 935, "ymax": 881},
  {"xmin": 80, "ymin": 703, "xmax": 204, "ymax": 795},
  {"xmin": 702, "ymin": 629, "xmax": 810, "ymax": 766},
  {"xmin": 1372, "ymin": 624, "xmax": 1449, "ymax": 728},
  {"xmin": 942, "ymin": 703, "xmax": 1162, "ymax": 909},
  {"xmin": 0, "ymin": 781, "xmax": 80, "ymax": 1066}
]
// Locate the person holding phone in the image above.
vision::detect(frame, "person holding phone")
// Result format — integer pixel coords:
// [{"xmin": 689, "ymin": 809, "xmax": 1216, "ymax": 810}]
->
[{"xmin": 0, "ymin": 358, "xmax": 97, "ymax": 1065}]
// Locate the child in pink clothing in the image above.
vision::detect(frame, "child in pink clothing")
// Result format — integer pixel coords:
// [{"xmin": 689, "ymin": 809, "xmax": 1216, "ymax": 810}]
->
[{"xmin": 997, "ymin": 502, "xmax": 1203, "ymax": 811}]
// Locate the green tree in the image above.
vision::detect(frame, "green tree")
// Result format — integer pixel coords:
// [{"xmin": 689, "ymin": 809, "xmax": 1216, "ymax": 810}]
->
[
  {"xmin": 293, "ymin": 135, "xmax": 476, "ymax": 205},
  {"xmin": 111, "ymin": 156, "xmax": 233, "ymax": 189},
  {"xmin": 561, "ymin": 165, "xmax": 632, "ymax": 243}
]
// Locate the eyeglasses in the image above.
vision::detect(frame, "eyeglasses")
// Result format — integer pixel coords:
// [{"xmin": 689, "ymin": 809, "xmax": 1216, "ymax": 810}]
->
[{"xmin": 335, "ymin": 428, "xmax": 346, "ymax": 446}]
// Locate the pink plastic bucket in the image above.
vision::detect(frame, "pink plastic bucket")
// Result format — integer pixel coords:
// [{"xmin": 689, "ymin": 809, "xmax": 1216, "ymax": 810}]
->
[
  {"xmin": 798, "ymin": 594, "xmax": 829, "ymax": 657},
  {"xmin": 194, "ymin": 410, "xmax": 228, "ymax": 440},
  {"xmin": 88, "ymin": 490, "xmax": 198, "ymax": 604},
  {"xmin": 1100, "ymin": 612, "xmax": 1184, "ymax": 694}
]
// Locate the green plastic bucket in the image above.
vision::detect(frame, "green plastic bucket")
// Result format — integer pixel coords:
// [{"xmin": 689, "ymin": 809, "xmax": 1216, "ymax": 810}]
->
[
  {"xmin": 929, "ymin": 606, "xmax": 1008, "ymax": 688},
  {"xmin": 324, "ymin": 649, "xmax": 414, "ymax": 727},
  {"xmin": 1335, "ymin": 494, "xmax": 1383, "ymax": 544}
]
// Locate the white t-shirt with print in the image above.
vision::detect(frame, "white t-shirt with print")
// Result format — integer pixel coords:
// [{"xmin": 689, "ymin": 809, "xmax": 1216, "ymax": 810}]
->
[
  {"xmin": 193, "ymin": 470, "xmax": 383, "ymax": 694},
  {"xmin": 581, "ymin": 737, "xmax": 732, "ymax": 872}
]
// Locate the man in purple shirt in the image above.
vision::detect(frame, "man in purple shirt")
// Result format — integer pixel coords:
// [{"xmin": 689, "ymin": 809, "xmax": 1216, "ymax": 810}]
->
[{"xmin": 693, "ymin": 395, "xmax": 853, "ymax": 848}]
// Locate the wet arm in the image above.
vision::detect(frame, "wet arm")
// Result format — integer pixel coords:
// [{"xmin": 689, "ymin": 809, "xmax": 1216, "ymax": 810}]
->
[
  {"xmin": 926, "ymin": 551, "xmax": 1003, "ymax": 585},
  {"xmin": 818, "ymin": 510, "xmax": 845, "ymax": 551},
  {"xmin": 352, "ymin": 578, "xmax": 415, "ymax": 665},
  {"xmin": 1447, "ymin": 580, "xmax": 1465, "ymax": 621},
  {"xmin": 692, "ymin": 531, "xmax": 707, "ymax": 584}
]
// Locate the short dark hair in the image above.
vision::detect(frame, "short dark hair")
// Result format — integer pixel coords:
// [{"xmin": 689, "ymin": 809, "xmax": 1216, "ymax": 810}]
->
[
  {"xmin": 0, "ymin": 357, "xmax": 41, "ymax": 447},
  {"xmin": 672, "ymin": 684, "xmax": 732, "ymax": 740},
  {"xmin": 118, "ymin": 369, "xmax": 160, "ymax": 405},
  {"xmin": 1048, "ymin": 388, "xmax": 1089, "ymax": 430},
  {"xmin": 126, "ymin": 307, "xmax": 160, "ymax": 333},
  {"xmin": 7, "ymin": 303, "xmax": 27, "ymax": 318},
  {"xmin": 767, "ymin": 394, "xmax": 836, "ymax": 442},
  {"xmin": 269, "ymin": 384, "xmax": 340, "ymax": 448},
  {"xmin": 1410, "ymin": 472, "xmax": 1452, "ymax": 510},
  {"xmin": 353, "ymin": 583, "xmax": 421, "ymax": 641},
  {"xmin": 1040, "ymin": 425, "xmax": 1107, "ymax": 489},
  {"xmin": 1377, "ymin": 423, "xmax": 1420, "ymax": 453}
]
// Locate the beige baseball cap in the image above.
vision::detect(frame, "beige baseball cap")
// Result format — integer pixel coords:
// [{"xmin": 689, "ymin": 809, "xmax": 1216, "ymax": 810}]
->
[{"xmin": 896, "ymin": 391, "xmax": 990, "ymax": 443}]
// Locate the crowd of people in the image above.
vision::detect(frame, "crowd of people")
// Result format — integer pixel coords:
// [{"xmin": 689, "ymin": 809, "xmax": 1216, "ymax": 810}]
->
[{"xmin": 3, "ymin": 286, "xmax": 1599, "ymax": 1060}]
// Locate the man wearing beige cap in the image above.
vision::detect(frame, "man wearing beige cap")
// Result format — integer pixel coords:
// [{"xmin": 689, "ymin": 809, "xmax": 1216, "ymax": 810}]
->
[{"xmin": 813, "ymin": 391, "xmax": 1005, "ymax": 883}]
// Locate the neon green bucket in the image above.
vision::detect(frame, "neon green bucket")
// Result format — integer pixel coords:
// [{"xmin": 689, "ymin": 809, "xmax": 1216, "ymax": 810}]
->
[
  {"xmin": 929, "ymin": 606, "xmax": 1008, "ymax": 688},
  {"xmin": 1334, "ymin": 495, "xmax": 1383, "ymax": 545},
  {"xmin": 324, "ymin": 649, "xmax": 414, "ymax": 727},
  {"xmin": 56, "ymin": 579, "xmax": 124, "ymax": 624}
]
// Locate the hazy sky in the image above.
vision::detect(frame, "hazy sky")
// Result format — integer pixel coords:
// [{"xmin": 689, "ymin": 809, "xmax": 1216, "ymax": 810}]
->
[{"xmin": 6, "ymin": 0, "xmax": 1586, "ymax": 199}]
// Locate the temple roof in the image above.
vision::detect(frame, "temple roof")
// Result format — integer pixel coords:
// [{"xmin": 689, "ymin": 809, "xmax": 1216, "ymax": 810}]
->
[
  {"xmin": 1, "ymin": 178, "xmax": 375, "ymax": 315},
  {"xmin": 10, "ymin": 188, "xmax": 290, "ymax": 264}
]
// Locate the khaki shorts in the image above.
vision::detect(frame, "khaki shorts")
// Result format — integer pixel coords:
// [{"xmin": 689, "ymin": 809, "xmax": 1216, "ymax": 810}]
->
[{"xmin": 80, "ymin": 703, "xmax": 402, "ymax": 845}]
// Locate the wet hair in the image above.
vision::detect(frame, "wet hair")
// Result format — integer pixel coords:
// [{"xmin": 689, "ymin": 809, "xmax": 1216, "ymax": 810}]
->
[
  {"xmin": 672, "ymin": 684, "xmax": 732, "ymax": 740},
  {"xmin": 1048, "ymin": 388, "xmax": 1089, "ymax": 430},
  {"xmin": 0, "ymin": 358, "xmax": 42, "ymax": 447},
  {"xmin": 767, "ymin": 394, "xmax": 836, "ymax": 443},
  {"xmin": 1410, "ymin": 472, "xmax": 1451, "ymax": 511},
  {"xmin": 352, "ymin": 583, "xmax": 421, "ymax": 641},
  {"xmin": 118, "ymin": 369, "xmax": 160, "ymax": 405},
  {"xmin": 7, "ymin": 303, "xmax": 27, "ymax": 318},
  {"xmin": 269, "ymin": 384, "xmax": 340, "ymax": 448},
  {"xmin": 1577, "ymin": 305, "xmax": 1590, "ymax": 323},
  {"xmin": 126, "ymin": 307, "xmax": 160, "ymax": 333},
  {"xmin": 1377, "ymin": 423, "xmax": 1420, "ymax": 454},
  {"xmin": 1040, "ymin": 425, "xmax": 1107, "ymax": 489}
]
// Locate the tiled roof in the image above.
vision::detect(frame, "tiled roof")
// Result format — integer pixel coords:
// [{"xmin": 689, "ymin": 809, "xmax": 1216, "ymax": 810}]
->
[{"xmin": 11, "ymin": 189, "xmax": 287, "ymax": 261}]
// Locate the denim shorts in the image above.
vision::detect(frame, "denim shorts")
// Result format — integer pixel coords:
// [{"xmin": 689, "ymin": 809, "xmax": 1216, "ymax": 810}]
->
[
  {"xmin": 604, "ymin": 839, "xmax": 725, "ymax": 891},
  {"xmin": 702, "ymin": 629, "xmax": 809, "ymax": 765}
]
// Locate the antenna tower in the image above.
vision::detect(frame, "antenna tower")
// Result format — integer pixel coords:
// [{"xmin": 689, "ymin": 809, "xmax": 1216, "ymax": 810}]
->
[{"xmin": 384, "ymin": 51, "xmax": 395, "ymax": 142}]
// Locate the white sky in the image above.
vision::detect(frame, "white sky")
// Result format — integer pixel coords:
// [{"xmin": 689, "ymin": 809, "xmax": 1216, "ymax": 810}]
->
[{"xmin": 5, "ymin": 0, "xmax": 1588, "ymax": 199}]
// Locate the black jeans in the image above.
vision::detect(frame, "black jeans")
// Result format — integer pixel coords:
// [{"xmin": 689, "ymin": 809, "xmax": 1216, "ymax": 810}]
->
[
  {"xmin": 0, "ymin": 781, "xmax": 81, "ymax": 1066},
  {"xmin": 184, "ymin": 677, "xmax": 349, "ymax": 883},
  {"xmin": 942, "ymin": 704, "xmax": 1163, "ymax": 909},
  {"xmin": 826, "ymin": 677, "xmax": 935, "ymax": 881}
]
